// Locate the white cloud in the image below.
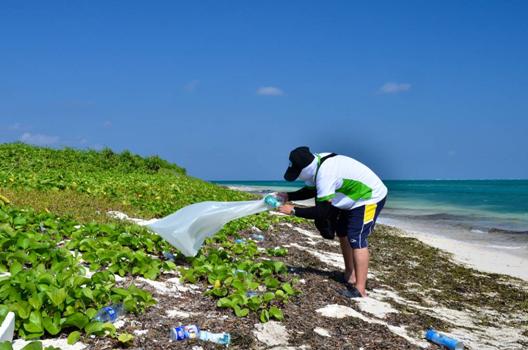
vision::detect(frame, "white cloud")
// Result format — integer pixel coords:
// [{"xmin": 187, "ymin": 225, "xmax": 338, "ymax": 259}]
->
[
  {"xmin": 20, "ymin": 132, "xmax": 59, "ymax": 146},
  {"xmin": 379, "ymin": 82, "xmax": 411, "ymax": 94},
  {"xmin": 256, "ymin": 86, "xmax": 284, "ymax": 96},
  {"xmin": 184, "ymin": 80, "xmax": 200, "ymax": 92}
]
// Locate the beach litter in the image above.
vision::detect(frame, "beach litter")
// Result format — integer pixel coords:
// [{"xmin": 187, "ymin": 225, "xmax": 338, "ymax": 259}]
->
[
  {"xmin": 425, "ymin": 328, "xmax": 464, "ymax": 350},
  {"xmin": 145, "ymin": 195, "xmax": 281, "ymax": 256},
  {"xmin": 0, "ymin": 311, "xmax": 15, "ymax": 342},
  {"xmin": 93, "ymin": 303, "xmax": 125, "ymax": 323},
  {"xmin": 170, "ymin": 324, "xmax": 230, "ymax": 345}
]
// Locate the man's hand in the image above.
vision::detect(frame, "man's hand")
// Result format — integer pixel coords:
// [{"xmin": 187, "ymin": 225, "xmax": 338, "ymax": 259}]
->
[
  {"xmin": 276, "ymin": 192, "xmax": 288, "ymax": 202},
  {"xmin": 278, "ymin": 204, "xmax": 294, "ymax": 215}
]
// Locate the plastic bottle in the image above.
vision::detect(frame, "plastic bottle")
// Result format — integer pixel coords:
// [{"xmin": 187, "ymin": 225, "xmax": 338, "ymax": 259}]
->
[
  {"xmin": 425, "ymin": 328, "xmax": 464, "ymax": 350},
  {"xmin": 162, "ymin": 251, "xmax": 176, "ymax": 261},
  {"xmin": 264, "ymin": 195, "xmax": 282, "ymax": 209},
  {"xmin": 170, "ymin": 324, "xmax": 200, "ymax": 341},
  {"xmin": 246, "ymin": 291, "xmax": 259, "ymax": 297},
  {"xmin": 234, "ymin": 238, "xmax": 246, "ymax": 244},
  {"xmin": 170, "ymin": 325, "xmax": 230, "ymax": 346},
  {"xmin": 94, "ymin": 304, "xmax": 124, "ymax": 323},
  {"xmin": 250, "ymin": 233, "xmax": 264, "ymax": 241},
  {"xmin": 199, "ymin": 330, "xmax": 231, "ymax": 345}
]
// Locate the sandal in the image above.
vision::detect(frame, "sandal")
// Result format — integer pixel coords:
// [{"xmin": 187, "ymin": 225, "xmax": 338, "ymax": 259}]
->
[
  {"xmin": 340, "ymin": 286, "xmax": 363, "ymax": 298},
  {"xmin": 340, "ymin": 273, "xmax": 356, "ymax": 289}
]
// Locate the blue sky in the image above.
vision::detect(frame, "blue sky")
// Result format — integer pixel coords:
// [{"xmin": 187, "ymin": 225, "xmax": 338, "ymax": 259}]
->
[{"xmin": 1, "ymin": 1, "xmax": 527, "ymax": 180}]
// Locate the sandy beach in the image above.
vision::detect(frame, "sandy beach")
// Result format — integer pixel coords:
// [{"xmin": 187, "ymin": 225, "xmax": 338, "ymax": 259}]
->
[{"xmin": 379, "ymin": 217, "xmax": 528, "ymax": 281}]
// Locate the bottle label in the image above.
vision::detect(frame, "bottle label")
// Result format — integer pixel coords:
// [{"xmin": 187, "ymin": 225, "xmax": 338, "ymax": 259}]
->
[
  {"xmin": 104, "ymin": 306, "xmax": 116, "ymax": 320},
  {"xmin": 172, "ymin": 326, "xmax": 186, "ymax": 341},
  {"xmin": 184, "ymin": 325, "xmax": 199, "ymax": 339}
]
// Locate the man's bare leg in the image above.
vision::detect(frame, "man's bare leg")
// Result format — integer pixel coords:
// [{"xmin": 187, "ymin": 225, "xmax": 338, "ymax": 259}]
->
[
  {"xmin": 339, "ymin": 235, "xmax": 356, "ymax": 284},
  {"xmin": 353, "ymin": 247, "xmax": 369, "ymax": 296}
]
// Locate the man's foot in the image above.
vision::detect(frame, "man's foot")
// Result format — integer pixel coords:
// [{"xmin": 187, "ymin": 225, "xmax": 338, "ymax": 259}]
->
[
  {"xmin": 341, "ymin": 286, "xmax": 363, "ymax": 298},
  {"xmin": 342, "ymin": 272, "xmax": 356, "ymax": 286}
]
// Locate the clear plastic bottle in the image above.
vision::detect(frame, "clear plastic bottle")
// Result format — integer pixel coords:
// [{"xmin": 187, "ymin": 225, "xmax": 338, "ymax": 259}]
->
[
  {"xmin": 264, "ymin": 195, "xmax": 282, "ymax": 209},
  {"xmin": 250, "ymin": 233, "xmax": 264, "ymax": 241},
  {"xmin": 94, "ymin": 304, "xmax": 124, "ymax": 323},
  {"xmin": 199, "ymin": 330, "xmax": 231, "ymax": 345},
  {"xmin": 162, "ymin": 251, "xmax": 176, "ymax": 261},
  {"xmin": 171, "ymin": 324, "xmax": 199, "ymax": 341}
]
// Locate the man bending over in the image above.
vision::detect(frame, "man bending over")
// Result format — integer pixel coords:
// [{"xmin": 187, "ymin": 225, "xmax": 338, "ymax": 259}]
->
[{"xmin": 277, "ymin": 146, "xmax": 387, "ymax": 297}]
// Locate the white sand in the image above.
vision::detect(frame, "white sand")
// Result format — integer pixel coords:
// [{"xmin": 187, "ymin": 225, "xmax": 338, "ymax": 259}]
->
[
  {"xmin": 380, "ymin": 220, "xmax": 528, "ymax": 281},
  {"xmin": 13, "ymin": 338, "xmax": 86, "ymax": 350},
  {"xmin": 313, "ymin": 327, "xmax": 331, "ymax": 337},
  {"xmin": 315, "ymin": 304, "xmax": 429, "ymax": 348},
  {"xmin": 253, "ymin": 321, "xmax": 289, "ymax": 346}
]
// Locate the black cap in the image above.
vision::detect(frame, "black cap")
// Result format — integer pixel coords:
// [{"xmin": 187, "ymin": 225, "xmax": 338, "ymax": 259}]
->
[{"xmin": 283, "ymin": 146, "xmax": 315, "ymax": 181}]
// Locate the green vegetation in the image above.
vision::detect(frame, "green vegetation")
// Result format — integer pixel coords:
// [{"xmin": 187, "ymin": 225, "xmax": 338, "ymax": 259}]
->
[
  {"xmin": 0, "ymin": 143, "xmax": 251, "ymax": 219},
  {"xmin": 0, "ymin": 203, "xmax": 159, "ymax": 340},
  {"xmin": 0, "ymin": 340, "xmax": 59, "ymax": 350},
  {"xmin": 181, "ymin": 214, "xmax": 299, "ymax": 322},
  {"xmin": 0, "ymin": 143, "xmax": 299, "ymax": 344}
]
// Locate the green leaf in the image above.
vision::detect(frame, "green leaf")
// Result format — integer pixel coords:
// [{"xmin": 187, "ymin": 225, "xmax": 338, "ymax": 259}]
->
[
  {"xmin": 37, "ymin": 273, "xmax": 54, "ymax": 285},
  {"xmin": 102, "ymin": 322, "xmax": 116, "ymax": 336},
  {"xmin": 110, "ymin": 287, "xmax": 130, "ymax": 297},
  {"xmin": 85, "ymin": 308, "xmax": 97, "ymax": 319},
  {"xmin": 0, "ymin": 340, "xmax": 14, "ymax": 350},
  {"xmin": 85, "ymin": 321, "xmax": 104, "ymax": 335},
  {"xmin": 23, "ymin": 311, "xmax": 43, "ymax": 333},
  {"xmin": 269, "ymin": 306, "xmax": 284, "ymax": 321},
  {"xmin": 13, "ymin": 301, "xmax": 31, "ymax": 319},
  {"xmin": 211, "ymin": 287, "xmax": 228, "ymax": 297},
  {"xmin": 259, "ymin": 309, "xmax": 269, "ymax": 323},
  {"xmin": 20, "ymin": 342, "xmax": 42, "ymax": 350},
  {"xmin": 282, "ymin": 283, "xmax": 295, "ymax": 295},
  {"xmin": 9, "ymin": 261, "xmax": 23, "ymax": 276},
  {"xmin": 47, "ymin": 288, "xmax": 67, "ymax": 307},
  {"xmin": 273, "ymin": 261, "xmax": 286, "ymax": 273},
  {"xmin": 28, "ymin": 293, "xmax": 43, "ymax": 310},
  {"xmin": 42, "ymin": 315, "xmax": 61, "ymax": 335},
  {"xmin": 123, "ymin": 298, "xmax": 137, "ymax": 313},
  {"xmin": 118, "ymin": 332, "xmax": 134, "ymax": 344},
  {"xmin": 217, "ymin": 297, "xmax": 233, "ymax": 308},
  {"xmin": 63, "ymin": 312, "xmax": 89, "ymax": 329},
  {"xmin": 13, "ymin": 216, "xmax": 27, "ymax": 226},
  {"xmin": 233, "ymin": 305, "xmax": 249, "ymax": 317},
  {"xmin": 264, "ymin": 277, "xmax": 280, "ymax": 289},
  {"xmin": 262, "ymin": 292, "xmax": 275, "ymax": 303},
  {"xmin": 81, "ymin": 288, "xmax": 94, "ymax": 301},
  {"xmin": 67, "ymin": 331, "xmax": 81, "ymax": 345}
]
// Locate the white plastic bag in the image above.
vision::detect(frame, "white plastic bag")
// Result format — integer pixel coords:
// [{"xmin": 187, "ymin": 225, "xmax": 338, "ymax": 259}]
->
[{"xmin": 146, "ymin": 199, "xmax": 271, "ymax": 257}]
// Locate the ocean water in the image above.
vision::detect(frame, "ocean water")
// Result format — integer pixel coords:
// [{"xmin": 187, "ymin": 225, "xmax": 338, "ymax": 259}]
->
[{"xmin": 214, "ymin": 180, "xmax": 528, "ymax": 252}]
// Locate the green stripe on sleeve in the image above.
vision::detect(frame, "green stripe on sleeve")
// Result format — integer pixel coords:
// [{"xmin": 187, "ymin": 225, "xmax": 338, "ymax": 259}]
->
[{"xmin": 316, "ymin": 193, "xmax": 336, "ymax": 202}]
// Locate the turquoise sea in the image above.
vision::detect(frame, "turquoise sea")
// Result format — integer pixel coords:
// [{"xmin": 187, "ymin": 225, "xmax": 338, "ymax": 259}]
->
[{"xmin": 214, "ymin": 180, "xmax": 528, "ymax": 250}]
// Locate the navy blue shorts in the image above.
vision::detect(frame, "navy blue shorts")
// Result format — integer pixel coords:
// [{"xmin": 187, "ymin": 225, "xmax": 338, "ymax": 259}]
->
[{"xmin": 335, "ymin": 197, "xmax": 386, "ymax": 249}]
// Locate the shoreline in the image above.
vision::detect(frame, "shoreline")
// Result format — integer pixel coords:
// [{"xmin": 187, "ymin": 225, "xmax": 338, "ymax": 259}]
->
[
  {"xmin": 226, "ymin": 184, "xmax": 528, "ymax": 282},
  {"xmin": 378, "ymin": 218, "xmax": 528, "ymax": 281}
]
